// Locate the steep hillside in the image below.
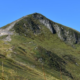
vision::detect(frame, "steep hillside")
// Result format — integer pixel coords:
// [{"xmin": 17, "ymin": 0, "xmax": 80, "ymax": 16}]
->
[{"xmin": 0, "ymin": 13, "xmax": 80, "ymax": 80}]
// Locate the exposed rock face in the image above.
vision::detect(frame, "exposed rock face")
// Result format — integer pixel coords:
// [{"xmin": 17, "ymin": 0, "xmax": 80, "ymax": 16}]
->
[
  {"xmin": 0, "ymin": 20, "xmax": 21, "ymax": 41},
  {"xmin": 32, "ymin": 13, "xmax": 56, "ymax": 34},
  {"xmin": 39, "ymin": 19, "xmax": 53, "ymax": 33},
  {"xmin": 0, "ymin": 22, "xmax": 16, "ymax": 36},
  {"xmin": 54, "ymin": 24, "xmax": 64, "ymax": 41},
  {"xmin": 32, "ymin": 13, "xmax": 80, "ymax": 44},
  {"xmin": 53, "ymin": 24, "xmax": 80, "ymax": 44}
]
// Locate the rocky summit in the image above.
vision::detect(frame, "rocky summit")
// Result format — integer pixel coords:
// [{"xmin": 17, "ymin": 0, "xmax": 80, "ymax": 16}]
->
[{"xmin": 0, "ymin": 13, "xmax": 80, "ymax": 80}]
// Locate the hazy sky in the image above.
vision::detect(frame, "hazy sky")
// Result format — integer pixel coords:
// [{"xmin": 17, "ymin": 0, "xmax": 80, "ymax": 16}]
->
[{"xmin": 0, "ymin": 0, "xmax": 80, "ymax": 31}]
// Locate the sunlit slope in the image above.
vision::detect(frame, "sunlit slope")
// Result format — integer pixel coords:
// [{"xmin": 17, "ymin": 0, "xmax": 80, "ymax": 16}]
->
[{"xmin": 0, "ymin": 13, "xmax": 80, "ymax": 80}]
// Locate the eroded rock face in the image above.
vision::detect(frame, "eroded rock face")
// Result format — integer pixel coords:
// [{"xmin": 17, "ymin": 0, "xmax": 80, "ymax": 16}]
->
[
  {"xmin": 32, "ymin": 13, "xmax": 56, "ymax": 34},
  {"xmin": 0, "ymin": 20, "xmax": 20, "ymax": 41},
  {"xmin": 32, "ymin": 13, "xmax": 80, "ymax": 44},
  {"xmin": 39, "ymin": 19, "xmax": 53, "ymax": 33},
  {"xmin": 54, "ymin": 24, "xmax": 65, "ymax": 41},
  {"xmin": 53, "ymin": 24, "xmax": 79, "ymax": 44}
]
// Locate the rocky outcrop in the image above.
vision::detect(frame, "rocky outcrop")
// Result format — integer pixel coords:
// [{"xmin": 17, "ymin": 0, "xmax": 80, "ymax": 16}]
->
[
  {"xmin": 32, "ymin": 13, "xmax": 80, "ymax": 44},
  {"xmin": 32, "ymin": 13, "xmax": 56, "ymax": 34},
  {"xmin": 53, "ymin": 24, "xmax": 80, "ymax": 44},
  {"xmin": 0, "ymin": 19, "xmax": 21, "ymax": 41}
]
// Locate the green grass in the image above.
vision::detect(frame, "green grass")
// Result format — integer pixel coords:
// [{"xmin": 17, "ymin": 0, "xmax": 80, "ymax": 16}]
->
[
  {"xmin": 0, "ymin": 13, "xmax": 80, "ymax": 80},
  {"xmin": 8, "ymin": 32, "xmax": 75, "ymax": 80}
]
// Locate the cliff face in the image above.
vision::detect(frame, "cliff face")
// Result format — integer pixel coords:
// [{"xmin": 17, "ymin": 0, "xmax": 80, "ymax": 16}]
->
[
  {"xmin": 32, "ymin": 13, "xmax": 80, "ymax": 44},
  {"xmin": 53, "ymin": 24, "xmax": 80, "ymax": 44}
]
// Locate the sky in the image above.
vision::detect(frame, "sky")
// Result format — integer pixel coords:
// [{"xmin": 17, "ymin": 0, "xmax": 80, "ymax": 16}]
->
[{"xmin": 0, "ymin": 0, "xmax": 80, "ymax": 31}]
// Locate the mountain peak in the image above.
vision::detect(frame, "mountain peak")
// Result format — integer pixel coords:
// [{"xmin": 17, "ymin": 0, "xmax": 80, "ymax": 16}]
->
[
  {"xmin": 0, "ymin": 13, "xmax": 80, "ymax": 80},
  {"xmin": 0, "ymin": 13, "xmax": 80, "ymax": 44}
]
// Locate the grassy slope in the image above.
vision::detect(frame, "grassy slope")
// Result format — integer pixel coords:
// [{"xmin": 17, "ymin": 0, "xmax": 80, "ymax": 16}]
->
[
  {"xmin": 0, "ymin": 28, "xmax": 80, "ymax": 80},
  {"xmin": 0, "ymin": 13, "xmax": 80, "ymax": 80},
  {"xmin": 0, "ymin": 35, "xmax": 60, "ymax": 80}
]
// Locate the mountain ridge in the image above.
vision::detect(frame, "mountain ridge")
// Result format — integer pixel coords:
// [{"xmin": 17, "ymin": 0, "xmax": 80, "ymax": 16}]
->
[
  {"xmin": 0, "ymin": 13, "xmax": 80, "ymax": 80},
  {"xmin": 0, "ymin": 13, "xmax": 80, "ymax": 44}
]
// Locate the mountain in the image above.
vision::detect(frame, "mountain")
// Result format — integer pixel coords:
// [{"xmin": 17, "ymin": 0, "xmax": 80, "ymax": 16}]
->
[{"xmin": 0, "ymin": 13, "xmax": 80, "ymax": 80}]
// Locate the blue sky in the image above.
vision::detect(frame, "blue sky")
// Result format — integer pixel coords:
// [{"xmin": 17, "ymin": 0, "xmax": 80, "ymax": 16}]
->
[{"xmin": 0, "ymin": 0, "xmax": 80, "ymax": 31}]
